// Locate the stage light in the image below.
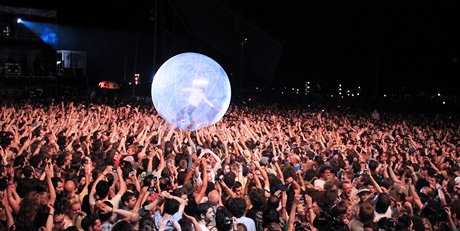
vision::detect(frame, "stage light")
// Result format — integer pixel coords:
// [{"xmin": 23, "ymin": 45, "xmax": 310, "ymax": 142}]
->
[{"xmin": 17, "ymin": 18, "xmax": 22, "ymax": 24}]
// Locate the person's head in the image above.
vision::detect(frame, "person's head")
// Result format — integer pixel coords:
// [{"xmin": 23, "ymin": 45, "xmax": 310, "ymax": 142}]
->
[
  {"xmin": 207, "ymin": 190, "xmax": 220, "ymax": 207},
  {"xmin": 81, "ymin": 215, "xmax": 102, "ymax": 231},
  {"xmin": 362, "ymin": 221, "xmax": 379, "ymax": 231},
  {"xmin": 340, "ymin": 170, "xmax": 354, "ymax": 183},
  {"xmin": 224, "ymin": 171, "xmax": 237, "ymax": 188},
  {"xmin": 266, "ymin": 194, "xmax": 281, "ymax": 210},
  {"xmin": 262, "ymin": 209, "xmax": 280, "ymax": 229},
  {"xmin": 226, "ymin": 197, "xmax": 246, "ymax": 218},
  {"xmin": 95, "ymin": 180, "xmax": 110, "ymax": 199},
  {"xmin": 324, "ymin": 178, "xmax": 340, "ymax": 192},
  {"xmin": 359, "ymin": 202, "xmax": 375, "ymax": 223},
  {"xmin": 318, "ymin": 165, "xmax": 333, "ymax": 180},
  {"xmin": 374, "ymin": 193, "xmax": 391, "ymax": 214},
  {"xmin": 237, "ymin": 224, "xmax": 248, "ymax": 231},
  {"xmin": 121, "ymin": 191, "xmax": 137, "ymax": 209},
  {"xmin": 264, "ymin": 222, "xmax": 282, "ymax": 231},
  {"xmin": 34, "ymin": 204, "xmax": 51, "ymax": 229},
  {"xmin": 249, "ymin": 188, "xmax": 266, "ymax": 210},
  {"xmin": 65, "ymin": 179, "xmax": 77, "ymax": 195},
  {"xmin": 340, "ymin": 181, "xmax": 354, "ymax": 198},
  {"xmin": 233, "ymin": 181, "xmax": 244, "ymax": 197},
  {"xmin": 196, "ymin": 202, "xmax": 215, "ymax": 224},
  {"xmin": 52, "ymin": 177, "xmax": 64, "ymax": 195},
  {"xmin": 111, "ymin": 219, "xmax": 133, "ymax": 231},
  {"xmin": 138, "ymin": 216, "xmax": 155, "ymax": 231},
  {"xmin": 68, "ymin": 199, "xmax": 82, "ymax": 218},
  {"xmin": 215, "ymin": 206, "xmax": 233, "ymax": 231},
  {"xmin": 52, "ymin": 209, "xmax": 66, "ymax": 231},
  {"xmin": 330, "ymin": 200, "xmax": 348, "ymax": 219},
  {"xmin": 97, "ymin": 201, "xmax": 113, "ymax": 223},
  {"xmin": 163, "ymin": 198, "xmax": 179, "ymax": 215}
]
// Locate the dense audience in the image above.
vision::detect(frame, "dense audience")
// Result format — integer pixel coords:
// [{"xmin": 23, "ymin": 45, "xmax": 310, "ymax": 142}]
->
[{"xmin": 0, "ymin": 96, "xmax": 459, "ymax": 231}]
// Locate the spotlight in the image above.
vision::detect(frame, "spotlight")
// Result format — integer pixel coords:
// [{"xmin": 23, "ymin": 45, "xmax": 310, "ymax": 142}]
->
[{"xmin": 17, "ymin": 18, "xmax": 22, "ymax": 24}]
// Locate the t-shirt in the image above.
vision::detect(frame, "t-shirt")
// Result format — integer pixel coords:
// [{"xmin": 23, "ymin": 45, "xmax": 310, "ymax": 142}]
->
[
  {"xmin": 199, "ymin": 223, "xmax": 210, "ymax": 231},
  {"xmin": 154, "ymin": 211, "xmax": 183, "ymax": 231},
  {"xmin": 314, "ymin": 178, "xmax": 326, "ymax": 189},
  {"xmin": 374, "ymin": 207, "xmax": 392, "ymax": 222},
  {"xmin": 236, "ymin": 216, "xmax": 256, "ymax": 231},
  {"xmin": 247, "ymin": 208, "xmax": 264, "ymax": 231}
]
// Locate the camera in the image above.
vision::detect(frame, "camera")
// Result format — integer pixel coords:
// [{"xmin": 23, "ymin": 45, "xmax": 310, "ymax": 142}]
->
[
  {"xmin": 215, "ymin": 173, "xmax": 224, "ymax": 183},
  {"xmin": 224, "ymin": 217, "xmax": 233, "ymax": 225}
]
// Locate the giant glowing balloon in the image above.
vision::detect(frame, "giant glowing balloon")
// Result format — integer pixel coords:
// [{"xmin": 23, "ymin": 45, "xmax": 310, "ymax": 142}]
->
[{"xmin": 151, "ymin": 52, "xmax": 231, "ymax": 131}]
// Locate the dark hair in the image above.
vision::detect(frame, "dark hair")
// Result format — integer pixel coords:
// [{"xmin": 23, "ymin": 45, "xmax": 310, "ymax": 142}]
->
[
  {"xmin": 177, "ymin": 171, "xmax": 187, "ymax": 186},
  {"xmin": 64, "ymin": 226, "xmax": 79, "ymax": 231},
  {"xmin": 121, "ymin": 191, "xmax": 136, "ymax": 206},
  {"xmin": 112, "ymin": 220, "xmax": 133, "ymax": 231},
  {"xmin": 363, "ymin": 221, "xmax": 379, "ymax": 231},
  {"xmin": 224, "ymin": 172, "xmax": 237, "ymax": 188},
  {"xmin": 195, "ymin": 202, "xmax": 212, "ymax": 221},
  {"xmin": 249, "ymin": 188, "xmax": 266, "ymax": 210},
  {"xmin": 159, "ymin": 177, "xmax": 172, "ymax": 191},
  {"xmin": 98, "ymin": 201, "xmax": 113, "ymax": 222},
  {"xmin": 33, "ymin": 204, "xmax": 50, "ymax": 229},
  {"xmin": 266, "ymin": 195, "xmax": 280, "ymax": 210},
  {"xmin": 81, "ymin": 215, "xmax": 100, "ymax": 231},
  {"xmin": 374, "ymin": 193, "xmax": 391, "ymax": 214},
  {"xmin": 226, "ymin": 197, "xmax": 246, "ymax": 218},
  {"xmin": 51, "ymin": 177, "xmax": 63, "ymax": 189},
  {"xmin": 318, "ymin": 165, "xmax": 332, "ymax": 176},
  {"xmin": 139, "ymin": 215, "xmax": 155, "ymax": 231},
  {"xmin": 378, "ymin": 217, "xmax": 396, "ymax": 231},
  {"xmin": 95, "ymin": 180, "xmax": 110, "ymax": 199},
  {"xmin": 422, "ymin": 199, "xmax": 448, "ymax": 224},
  {"xmin": 368, "ymin": 159, "xmax": 379, "ymax": 171},
  {"xmin": 262, "ymin": 209, "xmax": 280, "ymax": 228},
  {"xmin": 22, "ymin": 165, "xmax": 33, "ymax": 178},
  {"xmin": 359, "ymin": 202, "xmax": 375, "ymax": 223},
  {"xmin": 178, "ymin": 218, "xmax": 193, "ymax": 231},
  {"xmin": 216, "ymin": 206, "xmax": 233, "ymax": 231},
  {"xmin": 163, "ymin": 198, "xmax": 179, "ymax": 215}
]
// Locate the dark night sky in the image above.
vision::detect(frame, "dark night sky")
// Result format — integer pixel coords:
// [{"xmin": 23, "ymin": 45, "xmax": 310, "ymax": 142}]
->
[{"xmin": 3, "ymin": 1, "xmax": 460, "ymax": 96}]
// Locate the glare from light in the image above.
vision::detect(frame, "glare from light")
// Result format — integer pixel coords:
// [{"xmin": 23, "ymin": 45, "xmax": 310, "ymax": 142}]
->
[{"xmin": 17, "ymin": 18, "xmax": 22, "ymax": 24}]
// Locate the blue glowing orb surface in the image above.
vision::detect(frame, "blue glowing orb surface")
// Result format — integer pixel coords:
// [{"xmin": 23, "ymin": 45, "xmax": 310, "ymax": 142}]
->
[{"xmin": 151, "ymin": 52, "xmax": 231, "ymax": 131}]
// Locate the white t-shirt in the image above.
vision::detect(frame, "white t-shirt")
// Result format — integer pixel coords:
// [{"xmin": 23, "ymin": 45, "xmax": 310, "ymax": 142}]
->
[
  {"xmin": 236, "ymin": 216, "xmax": 256, "ymax": 231},
  {"xmin": 313, "ymin": 179, "xmax": 326, "ymax": 190},
  {"xmin": 199, "ymin": 223, "xmax": 210, "ymax": 231},
  {"xmin": 188, "ymin": 90, "xmax": 205, "ymax": 107},
  {"xmin": 374, "ymin": 207, "xmax": 392, "ymax": 222}
]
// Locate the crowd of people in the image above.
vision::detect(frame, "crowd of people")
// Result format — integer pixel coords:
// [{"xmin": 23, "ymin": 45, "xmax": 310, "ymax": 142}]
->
[{"xmin": 0, "ymin": 96, "xmax": 459, "ymax": 231}]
